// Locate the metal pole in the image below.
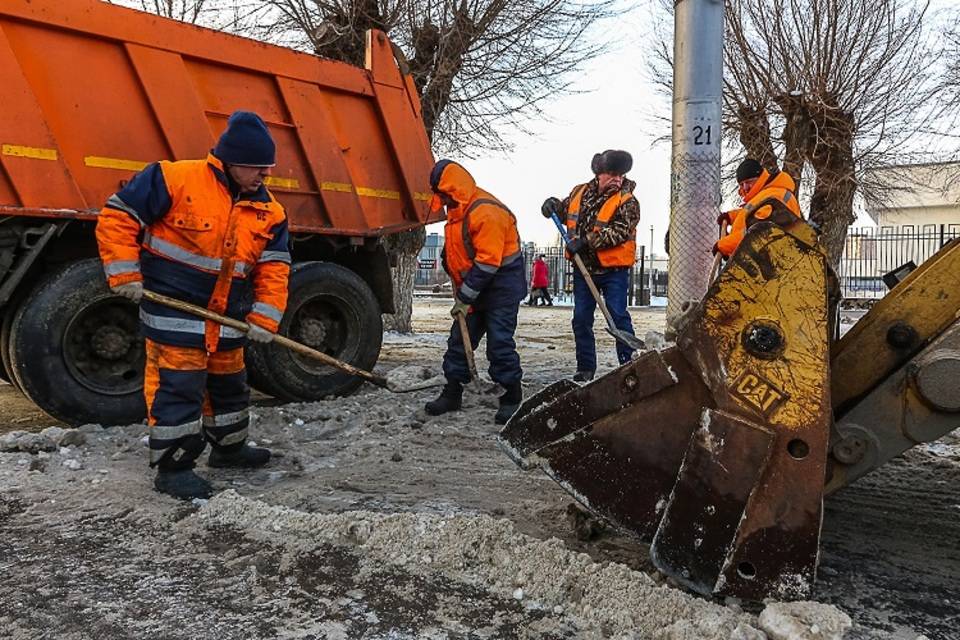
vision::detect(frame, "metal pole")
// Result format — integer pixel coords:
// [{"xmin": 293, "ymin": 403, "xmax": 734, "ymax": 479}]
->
[{"xmin": 666, "ymin": 0, "xmax": 724, "ymax": 333}]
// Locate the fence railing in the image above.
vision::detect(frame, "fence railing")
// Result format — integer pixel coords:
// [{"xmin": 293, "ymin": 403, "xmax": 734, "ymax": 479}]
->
[
  {"xmin": 415, "ymin": 224, "xmax": 960, "ymax": 302},
  {"xmin": 839, "ymin": 224, "xmax": 960, "ymax": 298},
  {"xmin": 416, "ymin": 245, "xmax": 654, "ymax": 305}
]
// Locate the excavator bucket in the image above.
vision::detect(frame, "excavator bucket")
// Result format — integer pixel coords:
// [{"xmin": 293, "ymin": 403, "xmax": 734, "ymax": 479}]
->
[{"xmin": 499, "ymin": 222, "xmax": 833, "ymax": 600}]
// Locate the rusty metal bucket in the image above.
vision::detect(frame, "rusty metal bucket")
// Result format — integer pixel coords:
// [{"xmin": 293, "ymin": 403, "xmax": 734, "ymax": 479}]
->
[{"xmin": 499, "ymin": 223, "xmax": 833, "ymax": 600}]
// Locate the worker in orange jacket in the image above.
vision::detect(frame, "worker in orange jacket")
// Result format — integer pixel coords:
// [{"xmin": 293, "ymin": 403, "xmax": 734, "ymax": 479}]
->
[
  {"xmin": 96, "ymin": 111, "xmax": 291, "ymax": 500},
  {"xmin": 714, "ymin": 158, "xmax": 802, "ymax": 258},
  {"xmin": 542, "ymin": 150, "xmax": 641, "ymax": 381},
  {"xmin": 426, "ymin": 160, "xmax": 526, "ymax": 424}
]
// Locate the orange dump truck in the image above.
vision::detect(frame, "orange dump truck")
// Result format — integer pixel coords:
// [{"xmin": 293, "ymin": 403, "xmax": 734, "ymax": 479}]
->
[{"xmin": 0, "ymin": 0, "xmax": 435, "ymax": 425}]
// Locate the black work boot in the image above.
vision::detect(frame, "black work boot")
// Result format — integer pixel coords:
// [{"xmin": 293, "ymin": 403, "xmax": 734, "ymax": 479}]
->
[
  {"xmin": 494, "ymin": 382, "xmax": 523, "ymax": 425},
  {"xmin": 572, "ymin": 370, "xmax": 595, "ymax": 383},
  {"xmin": 425, "ymin": 381, "xmax": 463, "ymax": 416},
  {"xmin": 154, "ymin": 468, "xmax": 213, "ymax": 501},
  {"xmin": 208, "ymin": 443, "xmax": 271, "ymax": 469}
]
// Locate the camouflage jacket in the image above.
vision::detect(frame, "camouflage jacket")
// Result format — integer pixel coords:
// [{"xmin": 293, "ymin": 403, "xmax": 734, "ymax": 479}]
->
[{"xmin": 560, "ymin": 177, "xmax": 641, "ymax": 273}]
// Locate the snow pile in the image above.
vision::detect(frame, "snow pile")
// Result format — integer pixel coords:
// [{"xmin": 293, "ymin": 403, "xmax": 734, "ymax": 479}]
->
[
  {"xmin": 191, "ymin": 491, "xmax": 827, "ymax": 640},
  {"xmin": 758, "ymin": 602, "xmax": 852, "ymax": 640}
]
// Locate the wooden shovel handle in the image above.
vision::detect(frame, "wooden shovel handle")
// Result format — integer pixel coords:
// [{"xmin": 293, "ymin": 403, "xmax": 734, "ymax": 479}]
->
[
  {"xmin": 141, "ymin": 290, "xmax": 388, "ymax": 388},
  {"xmin": 572, "ymin": 253, "xmax": 619, "ymax": 328},
  {"xmin": 456, "ymin": 311, "xmax": 480, "ymax": 384}
]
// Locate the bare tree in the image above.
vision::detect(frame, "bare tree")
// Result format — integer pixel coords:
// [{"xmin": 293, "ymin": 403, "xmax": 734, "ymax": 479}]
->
[
  {"xmin": 250, "ymin": 0, "xmax": 617, "ymax": 331},
  {"xmin": 941, "ymin": 8, "xmax": 960, "ymax": 132},
  {"xmin": 253, "ymin": 0, "xmax": 615, "ymax": 154},
  {"xmin": 107, "ymin": 0, "xmax": 211, "ymax": 23},
  {"xmin": 651, "ymin": 0, "xmax": 937, "ymax": 266},
  {"xmin": 106, "ymin": 0, "xmax": 269, "ymax": 30}
]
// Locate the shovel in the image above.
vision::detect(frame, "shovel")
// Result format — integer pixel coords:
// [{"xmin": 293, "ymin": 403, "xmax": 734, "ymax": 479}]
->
[
  {"xmin": 708, "ymin": 219, "xmax": 728, "ymax": 284},
  {"xmin": 545, "ymin": 211, "xmax": 645, "ymax": 352},
  {"xmin": 141, "ymin": 290, "xmax": 444, "ymax": 393},
  {"xmin": 455, "ymin": 310, "xmax": 485, "ymax": 393}
]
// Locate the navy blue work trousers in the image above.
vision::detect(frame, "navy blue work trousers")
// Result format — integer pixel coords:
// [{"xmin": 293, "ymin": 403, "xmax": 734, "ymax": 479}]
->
[
  {"xmin": 442, "ymin": 304, "xmax": 522, "ymax": 386},
  {"xmin": 572, "ymin": 267, "xmax": 636, "ymax": 372}
]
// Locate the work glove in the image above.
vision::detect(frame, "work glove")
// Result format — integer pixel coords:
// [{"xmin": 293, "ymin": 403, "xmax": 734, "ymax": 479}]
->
[
  {"xmin": 111, "ymin": 281, "xmax": 143, "ymax": 303},
  {"xmin": 246, "ymin": 322, "xmax": 276, "ymax": 344},
  {"xmin": 711, "ymin": 241, "xmax": 722, "ymax": 257},
  {"xmin": 717, "ymin": 211, "xmax": 733, "ymax": 227},
  {"xmin": 450, "ymin": 296, "xmax": 472, "ymax": 318},
  {"xmin": 541, "ymin": 197, "xmax": 562, "ymax": 218},
  {"xmin": 565, "ymin": 236, "xmax": 587, "ymax": 255}
]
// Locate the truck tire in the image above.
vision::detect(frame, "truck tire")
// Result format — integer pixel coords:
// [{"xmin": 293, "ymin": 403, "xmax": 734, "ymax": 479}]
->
[
  {"xmin": 8, "ymin": 259, "xmax": 146, "ymax": 426},
  {"xmin": 245, "ymin": 262, "xmax": 382, "ymax": 401}
]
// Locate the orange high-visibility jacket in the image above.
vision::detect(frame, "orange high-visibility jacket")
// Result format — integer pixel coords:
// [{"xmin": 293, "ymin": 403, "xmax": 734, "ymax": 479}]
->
[
  {"xmin": 716, "ymin": 169, "xmax": 802, "ymax": 257},
  {"xmin": 431, "ymin": 161, "xmax": 526, "ymax": 307},
  {"xmin": 96, "ymin": 153, "xmax": 291, "ymax": 352},
  {"xmin": 565, "ymin": 184, "xmax": 637, "ymax": 267}
]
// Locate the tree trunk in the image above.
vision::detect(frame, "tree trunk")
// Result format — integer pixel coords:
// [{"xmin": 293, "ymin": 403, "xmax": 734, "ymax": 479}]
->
[
  {"xmin": 807, "ymin": 103, "xmax": 857, "ymax": 268},
  {"xmin": 382, "ymin": 227, "xmax": 426, "ymax": 333},
  {"xmin": 808, "ymin": 154, "xmax": 857, "ymax": 268}
]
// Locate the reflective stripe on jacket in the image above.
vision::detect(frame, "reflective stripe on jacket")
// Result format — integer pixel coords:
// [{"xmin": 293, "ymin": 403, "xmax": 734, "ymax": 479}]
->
[
  {"xmin": 716, "ymin": 170, "xmax": 802, "ymax": 257},
  {"xmin": 96, "ymin": 153, "xmax": 291, "ymax": 351},
  {"xmin": 565, "ymin": 184, "xmax": 637, "ymax": 267},
  {"xmin": 433, "ymin": 161, "xmax": 526, "ymax": 308}
]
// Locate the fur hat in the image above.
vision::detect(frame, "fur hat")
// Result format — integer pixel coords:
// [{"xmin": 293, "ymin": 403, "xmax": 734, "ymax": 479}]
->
[
  {"xmin": 591, "ymin": 150, "xmax": 633, "ymax": 176},
  {"xmin": 736, "ymin": 158, "xmax": 764, "ymax": 183},
  {"xmin": 214, "ymin": 111, "xmax": 276, "ymax": 167}
]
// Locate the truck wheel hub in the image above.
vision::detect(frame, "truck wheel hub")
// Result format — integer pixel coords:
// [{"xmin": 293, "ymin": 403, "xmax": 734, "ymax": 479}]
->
[
  {"xmin": 297, "ymin": 317, "xmax": 328, "ymax": 348},
  {"xmin": 91, "ymin": 326, "xmax": 133, "ymax": 360}
]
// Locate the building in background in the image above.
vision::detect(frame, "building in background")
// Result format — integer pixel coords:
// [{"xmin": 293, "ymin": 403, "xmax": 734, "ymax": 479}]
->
[
  {"xmin": 842, "ymin": 162, "xmax": 960, "ymax": 297},
  {"xmin": 416, "ymin": 233, "xmax": 448, "ymax": 287},
  {"xmin": 865, "ymin": 162, "xmax": 960, "ymax": 227}
]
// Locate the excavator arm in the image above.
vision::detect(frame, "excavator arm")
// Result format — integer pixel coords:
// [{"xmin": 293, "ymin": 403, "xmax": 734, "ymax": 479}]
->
[{"xmin": 500, "ymin": 221, "xmax": 960, "ymax": 600}]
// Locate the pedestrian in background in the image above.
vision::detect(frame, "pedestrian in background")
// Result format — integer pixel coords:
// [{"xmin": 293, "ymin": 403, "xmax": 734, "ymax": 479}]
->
[{"xmin": 527, "ymin": 254, "xmax": 554, "ymax": 306}]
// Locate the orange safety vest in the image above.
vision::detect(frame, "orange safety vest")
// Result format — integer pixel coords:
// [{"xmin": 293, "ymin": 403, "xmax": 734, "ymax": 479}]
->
[
  {"xmin": 444, "ymin": 196, "xmax": 523, "ymax": 287},
  {"xmin": 716, "ymin": 170, "xmax": 802, "ymax": 257},
  {"xmin": 97, "ymin": 154, "xmax": 290, "ymax": 351},
  {"xmin": 565, "ymin": 184, "xmax": 637, "ymax": 267}
]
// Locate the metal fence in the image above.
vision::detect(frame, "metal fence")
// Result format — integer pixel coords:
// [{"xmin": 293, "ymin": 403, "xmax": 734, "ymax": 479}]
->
[
  {"xmin": 839, "ymin": 224, "xmax": 960, "ymax": 298},
  {"xmin": 416, "ymin": 244, "xmax": 654, "ymax": 305},
  {"xmin": 415, "ymin": 224, "xmax": 959, "ymax": 302}
]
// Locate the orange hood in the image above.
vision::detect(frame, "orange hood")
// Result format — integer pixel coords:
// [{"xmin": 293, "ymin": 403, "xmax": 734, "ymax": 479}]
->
[
  {"xmin": 744, "ymin": 169, "xmax": 796, "ymax": 202},
  {"xmin": 429, "ymin": 160, "xmax": 478, "ymax": 221}
]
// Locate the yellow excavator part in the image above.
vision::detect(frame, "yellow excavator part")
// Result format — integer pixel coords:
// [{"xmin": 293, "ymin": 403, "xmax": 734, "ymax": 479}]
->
[{"xmin": 500, "ymin": 221, "xmax": 960, "ymax": 600}]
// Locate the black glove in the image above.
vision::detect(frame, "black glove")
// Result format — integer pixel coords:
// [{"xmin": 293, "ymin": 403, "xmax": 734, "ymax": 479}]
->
[
  {"xmin": 566, "ymin": 236, "xmax": 586, "ymax": 255},
  {"xmin": 541, "ymin": 197, "xmax": 562, "ymax": 219}
]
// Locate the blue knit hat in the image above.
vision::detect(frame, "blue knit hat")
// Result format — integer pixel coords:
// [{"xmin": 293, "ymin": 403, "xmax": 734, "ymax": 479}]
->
[{"xmin": 214, "ymin": 111, "xmax": 276, "ymax": 167}]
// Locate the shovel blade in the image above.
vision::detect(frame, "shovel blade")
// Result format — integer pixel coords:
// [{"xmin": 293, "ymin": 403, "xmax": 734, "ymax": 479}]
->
[{"xmin": 604, "ymin": 327, "xmax": 646, "ymax": 351}]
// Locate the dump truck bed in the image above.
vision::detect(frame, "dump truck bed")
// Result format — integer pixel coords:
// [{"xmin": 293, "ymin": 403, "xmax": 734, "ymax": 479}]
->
[{"xmin": 0, "ymin": 0, "xmax": 434, "ymax": 236}]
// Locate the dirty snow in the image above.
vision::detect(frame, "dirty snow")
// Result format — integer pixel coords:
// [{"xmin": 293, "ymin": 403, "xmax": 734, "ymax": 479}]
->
[{"xmin": 1, "ymin": 300, "xmax": 958, "ymax": 639}]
